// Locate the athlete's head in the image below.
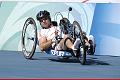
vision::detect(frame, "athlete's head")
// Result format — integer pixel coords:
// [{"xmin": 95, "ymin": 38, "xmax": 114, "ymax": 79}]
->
[{"xmin": 36, "ymin": 10, "xmax": 51, "ymax": 29}]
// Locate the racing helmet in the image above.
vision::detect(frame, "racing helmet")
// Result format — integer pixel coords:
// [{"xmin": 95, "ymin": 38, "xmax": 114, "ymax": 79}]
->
[{"xmin": 36, "ymin": 10, "xmax": 50, "ymax": 21}]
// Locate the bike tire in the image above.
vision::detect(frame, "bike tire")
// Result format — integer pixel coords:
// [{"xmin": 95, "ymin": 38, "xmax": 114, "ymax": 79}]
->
[
  {"xmin": 89, "ymin": 45, "xmax": 95, "ymax": 55},
  {"xmin": 73, "ymin": 21, "xmax": 86, "ymax": 65},
  {"xmin": 21, "ymin": 17, "xmax": 37, "ymax": 59},
  {"xmin": 88, "ymin": 40, "xmax": 95, "ymax": 55}
]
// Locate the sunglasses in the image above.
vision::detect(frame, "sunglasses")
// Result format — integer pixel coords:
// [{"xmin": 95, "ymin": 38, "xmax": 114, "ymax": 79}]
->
[{"xmin": 39, "ymin": 17, "xmax": 48, "ymax": 22}]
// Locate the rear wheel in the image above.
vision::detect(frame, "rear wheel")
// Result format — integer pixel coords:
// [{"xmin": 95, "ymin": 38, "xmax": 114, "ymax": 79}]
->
[
  {"xmin": 73, "ymin": 21, "xmax": 86, "ymax": 65},
  {"xmin": 88, "ymin": 40, "xmax": 95, "ymax": 55},
  {"xmin": 21, "ymin": 17, "xmax": 37, "ymax": 59}
]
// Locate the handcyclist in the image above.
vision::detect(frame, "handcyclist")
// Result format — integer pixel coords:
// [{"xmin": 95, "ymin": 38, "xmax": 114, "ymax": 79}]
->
[{"xmin": 36, "ymin": 10, "xmax": 81, "ymax": 56}]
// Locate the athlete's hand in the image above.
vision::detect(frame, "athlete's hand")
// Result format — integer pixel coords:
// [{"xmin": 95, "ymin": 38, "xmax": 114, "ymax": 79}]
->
[{"xmin": 51, "ymin": 36, "xmax": 58, "ymax": 43}]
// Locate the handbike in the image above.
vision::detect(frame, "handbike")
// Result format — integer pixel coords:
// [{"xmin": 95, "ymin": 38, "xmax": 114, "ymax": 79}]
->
[{"xmin": 21, "ymin": 7, "xmax": 89, "ymax": 65}]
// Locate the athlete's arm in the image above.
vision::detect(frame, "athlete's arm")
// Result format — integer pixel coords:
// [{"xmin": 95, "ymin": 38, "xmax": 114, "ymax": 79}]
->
[{"xmin": 39, "ymin": 35, "xmax": 52, "ymax": 51}]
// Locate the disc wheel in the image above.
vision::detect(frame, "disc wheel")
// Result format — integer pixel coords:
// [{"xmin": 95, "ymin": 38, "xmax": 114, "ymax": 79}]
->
[{"xmin": 21, "ymin": 17, "xmax": 37, "ymax": 59}]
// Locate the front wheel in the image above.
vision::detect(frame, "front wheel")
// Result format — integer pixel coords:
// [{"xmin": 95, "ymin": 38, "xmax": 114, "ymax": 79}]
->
[
  {"xmin": 73, "ymin": 21, "xmax": 86, "ymax": 65},
  {"xmin": 21, "ymin": 17, "xmax": 37, "ymax": 59}
]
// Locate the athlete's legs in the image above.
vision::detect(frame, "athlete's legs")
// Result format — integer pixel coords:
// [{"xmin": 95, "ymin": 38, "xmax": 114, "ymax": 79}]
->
[
  {"xmin": 55, "ymin": 34, "xmax": 80, "ymax": 51},
  {"xmin": 55, "ymin": 35, "xmax": 73, "ymax": 50}
]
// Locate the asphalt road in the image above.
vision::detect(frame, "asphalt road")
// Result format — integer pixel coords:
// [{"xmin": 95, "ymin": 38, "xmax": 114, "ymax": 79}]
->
[{"xmin": 0, "ymin": 51, "xmax": 120, "ymax": 78}]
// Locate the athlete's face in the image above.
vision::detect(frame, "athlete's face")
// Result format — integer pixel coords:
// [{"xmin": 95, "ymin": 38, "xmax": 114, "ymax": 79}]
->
[{"xmin": 39, "ymin": 17, "xmax": 51, "ymax": 29}]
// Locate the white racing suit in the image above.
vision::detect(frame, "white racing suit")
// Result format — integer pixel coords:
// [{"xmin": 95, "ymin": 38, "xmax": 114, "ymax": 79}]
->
[{"xmin": 38, "ymin": 26, "xmax": 63, "ymax": 50}]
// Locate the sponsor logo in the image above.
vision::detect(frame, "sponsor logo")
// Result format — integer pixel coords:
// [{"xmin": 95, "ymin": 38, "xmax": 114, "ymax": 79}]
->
[{"xmin": 51, "ymin": 50, "xmax": 64, "ymax": 56}]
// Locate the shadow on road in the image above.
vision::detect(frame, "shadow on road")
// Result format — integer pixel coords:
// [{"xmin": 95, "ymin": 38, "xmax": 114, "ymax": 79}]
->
[
  {"xmin": 49, "ymin": 57, "xmax": 110, "ymax": 65},
  {"xmin": 26, "ymin": 53, "xmax": 110, "ymax": 65}
]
